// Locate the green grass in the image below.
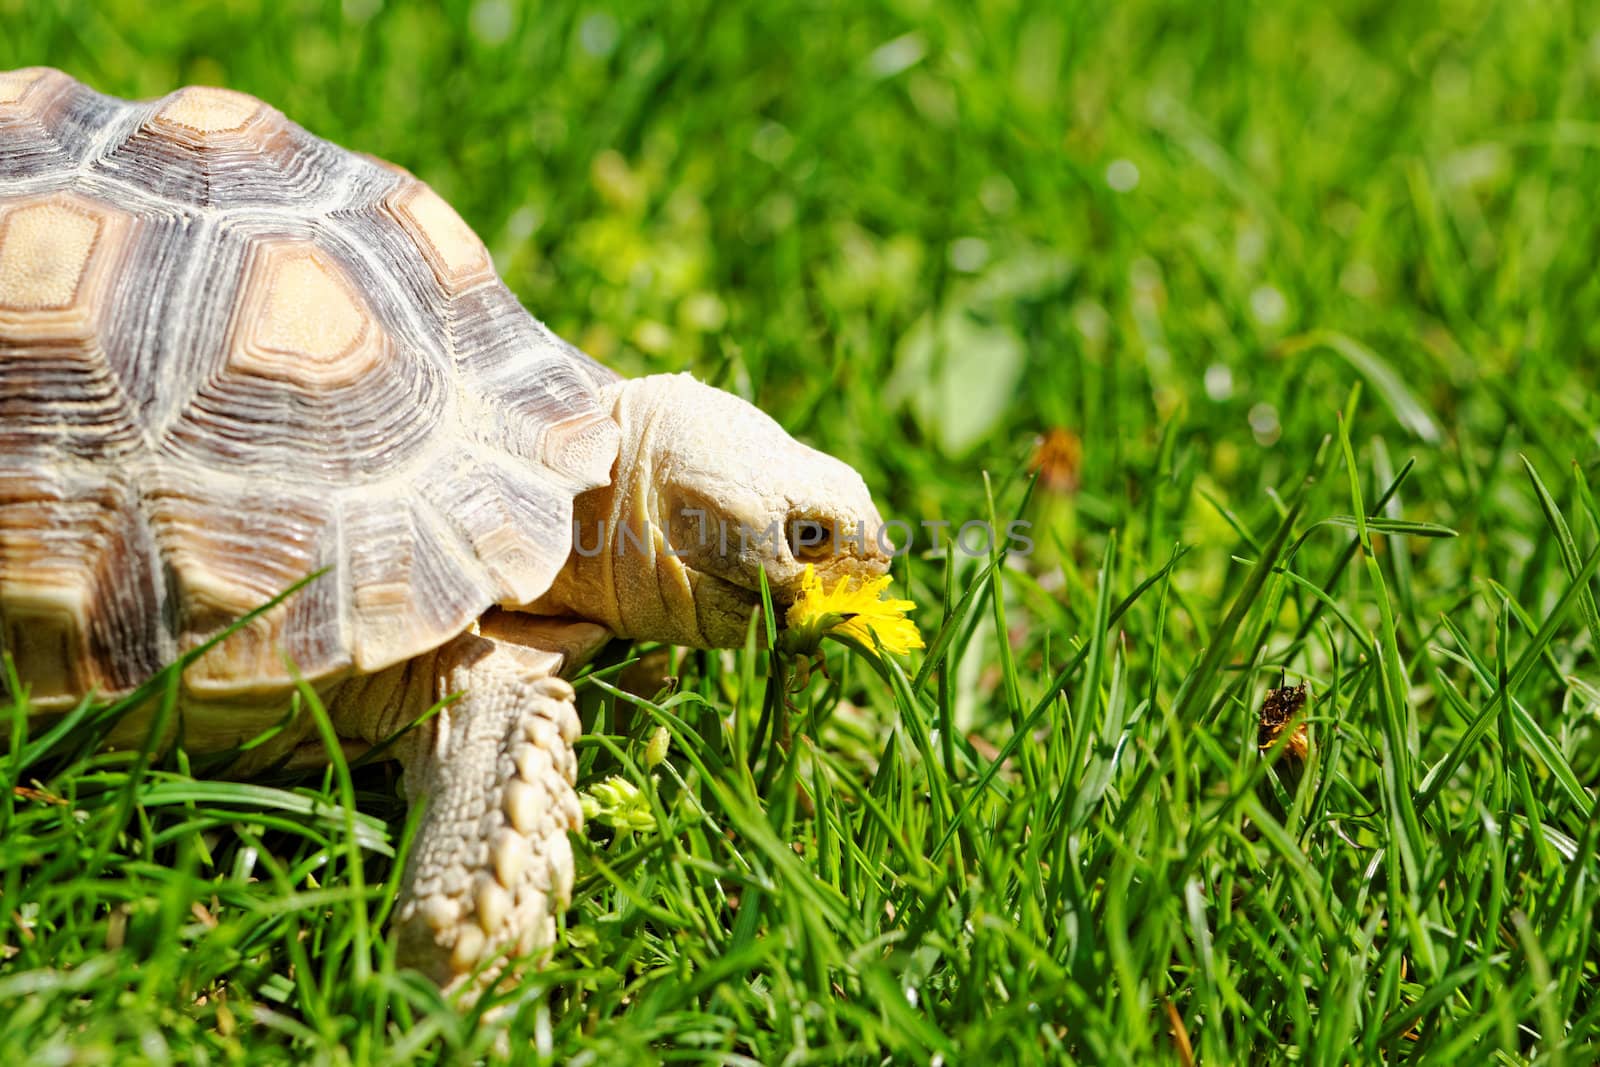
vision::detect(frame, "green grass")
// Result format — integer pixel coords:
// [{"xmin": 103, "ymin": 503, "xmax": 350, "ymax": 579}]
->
[{"xmin": 8, "ymin": 0, "xmax": 1600, "ymax": 1061}]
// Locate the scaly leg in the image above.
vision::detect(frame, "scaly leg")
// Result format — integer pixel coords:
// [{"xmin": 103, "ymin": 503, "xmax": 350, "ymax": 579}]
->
[{"xmin": 390, "ymin": 624, "xmax": 597, "ymax": 987}]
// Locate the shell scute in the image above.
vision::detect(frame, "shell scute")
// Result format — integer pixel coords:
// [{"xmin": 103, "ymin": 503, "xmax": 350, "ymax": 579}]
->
[
  {"xmin": 0, "ymin": 67, "xmax": 100, "ymax": 181},
  {"xmin": 342, "ymin": 497, "xmax": 495, "ymax": 673},
  {"xmin": 152, "ymin": 85, "xmax": 264, "ymax": 136},
  {"xmin": 0, "ymin": 191, "xmax": 143, "ymax": 460},
  {"xmin": 386, "ymin": 180, "xmax": 496, "ymax": 294},
  {"xmin": 0, "ymin": 191, "xmax": 133, "ymax": 336},
  {"xmin": 449, "ymin": 288, "xmax": 621, "ymax": 488},
  {"xmin": 146, "ymin": 478, "xmax": 348, "ymax": 694},
  {"xmin": 96, "ymin": 84, "xmax": 360, "ymax": 210},
  {"xmin": 0, "ymin": 468, "xmax": 167, "ymax": 704},
  {"xmin": 0, "ymin": 68, "xmax": 59, "ymax": 106},
  {"xmin": 418, "ymin": 451, "xmax": 572, "ymax": 607},
  {"xmin": 158, "ymin": 231, "xmax": 445, "ymax": 482},
  {"xmin": 229, "ymin": 239, "xmax": 383, "ymax": 387}
]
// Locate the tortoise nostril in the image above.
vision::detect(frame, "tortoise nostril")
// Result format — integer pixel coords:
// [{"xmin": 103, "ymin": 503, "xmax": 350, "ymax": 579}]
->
[{"xmin": 786, "ymin": 516, "xmax": 835, "ymax": 562}]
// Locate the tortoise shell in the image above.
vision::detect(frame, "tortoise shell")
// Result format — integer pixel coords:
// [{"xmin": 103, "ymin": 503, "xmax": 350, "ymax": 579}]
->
[{"xmin": 0, "ymin": 68, "xmax": 621, "ymax": 705}]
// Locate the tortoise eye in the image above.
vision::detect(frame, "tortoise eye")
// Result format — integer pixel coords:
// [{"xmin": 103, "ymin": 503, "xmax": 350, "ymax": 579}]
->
[{"xmin": 786, "ymin": 517, "xmax": 835, "ymax": 562}]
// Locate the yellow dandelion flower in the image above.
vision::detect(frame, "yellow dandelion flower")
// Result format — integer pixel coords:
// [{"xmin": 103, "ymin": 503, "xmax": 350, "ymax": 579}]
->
[{"xmin": 782, "ymin": 564, "xmax": 924, "ymax": 657}]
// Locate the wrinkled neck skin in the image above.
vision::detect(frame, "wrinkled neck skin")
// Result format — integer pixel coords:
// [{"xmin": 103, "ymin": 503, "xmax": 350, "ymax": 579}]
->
[
  {"xmin": 535, "ymin": 382, "xmax": 704, "ymax": 645},
  {"xmin": 528, "ymin": 374, "xmax": 890, "ymax": 648}
]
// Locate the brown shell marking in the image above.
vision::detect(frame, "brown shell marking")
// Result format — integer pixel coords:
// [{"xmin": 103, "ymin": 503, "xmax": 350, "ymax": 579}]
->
[
  {"xmin": 158, "ymin": 231, "xmax": 444, "ymax": 480},
  {"xmin": 0, "ymin": 192, "xmax": 142, "ymax": 459},
  {"xmin": 152, "ymin": 85, "xmax": 263, "ymax": 135},
  {"xmin": 419, "ymin": 451, "xmax": 572, "ymax": 607},
  {"xmin": 99, "ymin": 84, "xmax": 326, "ymax": 207},
  {"xmin": 0, "ymin": 470, "xmax": 166, "ymax": 703},
  {"xmin": 0, "ymin": 68, "xmax": 86, "ymax": 180},
  {"xmin": 447, "ymin": 286, "xmax": 622, "ymax": 490},
  {"xmin": 0, "ymin": 194, "xmax": 114, "ymax": 312},
  {"xmin": 0, "ymin": 69, "xmax": 55, "ymax": 105},
  {"xmin": 147, "ymin": 481, "xmax": 346, "ymax": 694},
  {"xmin": 342, "ymin": 498, "xmax": 494, "ymax": 672},
  {"xmin": 228, "ymin": 240, "xmax": 384, "ymax": 387},
  {"xmin": 372, "ymin": 177, "xmax": 622, "ymax": 490},
  {"xmin": 388, "ymin": 182, "xmax": 496, "ymax": 294}
]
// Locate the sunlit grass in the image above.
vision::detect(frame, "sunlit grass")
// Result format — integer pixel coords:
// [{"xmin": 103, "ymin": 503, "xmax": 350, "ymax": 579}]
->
[{"xmin": 8, "ymin": 0, "xmax": 1600, "ymax": 1061}]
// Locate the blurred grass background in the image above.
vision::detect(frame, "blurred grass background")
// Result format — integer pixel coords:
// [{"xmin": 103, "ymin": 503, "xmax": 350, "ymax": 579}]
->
[{"xmin": 9, "ymin": 0, "xmax": 1600, "ymax": 1062}]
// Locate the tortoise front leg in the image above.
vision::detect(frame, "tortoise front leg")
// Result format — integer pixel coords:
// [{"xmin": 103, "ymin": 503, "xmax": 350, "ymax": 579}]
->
[{"xmin": 389, "ymin": 624, "xmax": 597, "ymax": 987}]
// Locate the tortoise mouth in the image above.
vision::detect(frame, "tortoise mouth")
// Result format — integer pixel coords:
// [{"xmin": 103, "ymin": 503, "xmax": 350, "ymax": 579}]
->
[{"xmin": 689, "ymin": 568, "xmax": 796, "ymax": 646}]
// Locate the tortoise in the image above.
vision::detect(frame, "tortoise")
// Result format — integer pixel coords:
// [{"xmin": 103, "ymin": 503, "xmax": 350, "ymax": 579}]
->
[{"xmin": 0, "ymin": 68, "xmax": 889, "ymax": 986}]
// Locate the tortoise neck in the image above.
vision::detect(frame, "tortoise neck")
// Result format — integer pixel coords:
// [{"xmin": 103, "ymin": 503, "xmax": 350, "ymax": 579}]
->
[{"xmin": 530, "ymin": 377, "xmax": 712, "ymax": 644}]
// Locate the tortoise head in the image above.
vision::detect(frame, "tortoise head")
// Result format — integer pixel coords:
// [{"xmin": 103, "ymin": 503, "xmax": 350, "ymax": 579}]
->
[{"xmin": 546, "ymin": 373, "xmax": 890, "ymax": 647}]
